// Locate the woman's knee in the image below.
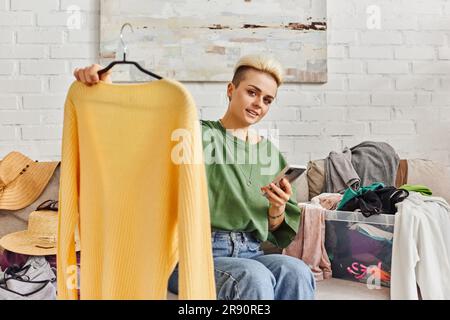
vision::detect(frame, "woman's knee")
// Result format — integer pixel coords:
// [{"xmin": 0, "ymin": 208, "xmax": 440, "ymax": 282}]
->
[
  {"xmin": 265, "ymin": 255, "xmax": 312, "ymax": 275},
  {"xmin": 257, "ymin": 255, "xmax": 316, "ymax": 289},
  {"xmin": 215, "ymin": 258, "xmax": 275, "ymax": 300},
  {"xmin": 281, "ymin": 257, "xmax": 317, "ymax": 297},
  {"xmin": 237, "ymin": 260, "xmax": 276, "ymax": 285},
  {"xmin": 287, "ymin": 257, "xmax": 315, "ymax": 280}
]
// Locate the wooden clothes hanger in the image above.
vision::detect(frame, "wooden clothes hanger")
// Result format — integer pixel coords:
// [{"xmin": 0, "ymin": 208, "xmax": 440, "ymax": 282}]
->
[{"xmin": 97, "ymin": 23, "xmax": 162, "ymax": 80}]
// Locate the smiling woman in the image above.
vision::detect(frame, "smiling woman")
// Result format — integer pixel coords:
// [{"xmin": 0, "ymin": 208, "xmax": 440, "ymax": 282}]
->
[
  {"xmin": 168, "ymin": 54, "xmax": 316, "ymax": 300},
  {"xmin": 219, "ymin": 55, "xmax": 281, "ymax": 142}
]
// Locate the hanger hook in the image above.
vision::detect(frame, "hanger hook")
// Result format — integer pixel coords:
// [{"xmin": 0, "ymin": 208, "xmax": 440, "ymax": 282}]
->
[{"xmin": 120, "ymin": 23, "xmax": 134, "ymax": 60}]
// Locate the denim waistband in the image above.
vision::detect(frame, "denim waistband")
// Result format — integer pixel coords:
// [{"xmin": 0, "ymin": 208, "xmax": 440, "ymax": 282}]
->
[{"xmin": 211, "ymin": 230, "xmax": 260, "ymax": 242}]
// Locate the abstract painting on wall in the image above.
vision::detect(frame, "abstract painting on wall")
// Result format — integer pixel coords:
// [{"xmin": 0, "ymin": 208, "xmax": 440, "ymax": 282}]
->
[{"xmin": 100, "ymin": 0, "xmax": 327, "ymax": 83}]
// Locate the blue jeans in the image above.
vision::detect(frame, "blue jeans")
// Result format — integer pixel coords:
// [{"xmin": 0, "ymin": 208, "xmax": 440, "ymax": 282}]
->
[{"xmin": 168, "ymin": 231, "xmax": 316, "ymax": 300}]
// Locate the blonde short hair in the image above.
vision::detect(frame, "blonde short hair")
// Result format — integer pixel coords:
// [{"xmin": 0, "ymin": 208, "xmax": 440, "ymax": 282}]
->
[{"xmin": 232, "ymin": 54, "xmax": 284, "ymax": 87}]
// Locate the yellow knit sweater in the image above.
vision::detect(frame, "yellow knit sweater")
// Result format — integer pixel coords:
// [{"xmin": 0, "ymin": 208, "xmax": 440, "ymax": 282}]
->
[{"xmin": 57, "ymin": 79, "xmax": 216, "ymax": 300}]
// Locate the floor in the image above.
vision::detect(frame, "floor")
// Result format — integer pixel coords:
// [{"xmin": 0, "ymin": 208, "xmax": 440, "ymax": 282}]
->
[{"xmin": 166, "ymin": 277, "xmax": 390, "ymax": 300}]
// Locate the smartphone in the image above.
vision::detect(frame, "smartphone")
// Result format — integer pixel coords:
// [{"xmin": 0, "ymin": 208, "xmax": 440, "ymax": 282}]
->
[{"xmin": 262, "ymin": 164, "xmax": 307, "ymax": 196}]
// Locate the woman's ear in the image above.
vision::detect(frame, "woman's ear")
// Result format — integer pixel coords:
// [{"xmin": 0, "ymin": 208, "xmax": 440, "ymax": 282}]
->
[{"xmin": 227, "ymin": 82, "xmax": 234, "ymax": 101}]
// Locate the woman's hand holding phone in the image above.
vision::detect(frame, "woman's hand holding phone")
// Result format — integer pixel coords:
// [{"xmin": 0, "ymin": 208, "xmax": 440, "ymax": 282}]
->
[{"xmin": 261, "ymin": 178, "xmax": 292, "ymax": 208}]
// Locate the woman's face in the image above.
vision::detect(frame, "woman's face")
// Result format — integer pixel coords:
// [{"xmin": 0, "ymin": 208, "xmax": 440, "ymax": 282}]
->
[{"xmin": 227, "ymin": 69, "xmax": 278, "ymax": 127}]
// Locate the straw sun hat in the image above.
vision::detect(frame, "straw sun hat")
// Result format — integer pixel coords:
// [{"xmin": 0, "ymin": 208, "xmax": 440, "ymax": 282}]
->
[
  {"xmin": 0, "ymin": 209, "xmax": 81, "ymax": 256},
  {"xmin": 0, "ymin": 151, "xmax": 59, "ymax": 211}
]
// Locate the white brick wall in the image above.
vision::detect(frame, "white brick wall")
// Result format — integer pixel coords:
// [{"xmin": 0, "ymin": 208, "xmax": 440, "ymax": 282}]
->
[
  {"xmin": 0, "ymin": 0, "xmax": 449, "ymax": 168},
  {"xmin": 0, "ymin": 0, "xmax": 98, "ymax": 159},
  {"xmin": 395, "ymin": 47, "xmax": 436, "ymax": 60},
  {"xmin": 17, "ymin": 30, "xmax": 64, "ymax": 44},
  {"xmin": 10, "ymin": 0, "xmax": 59, "ymax": 11}
]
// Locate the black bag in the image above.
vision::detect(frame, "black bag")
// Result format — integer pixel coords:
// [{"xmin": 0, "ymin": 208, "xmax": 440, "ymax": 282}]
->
[{"xmin": 340, "ymin": 187, "xmax": 409, "ymax": 217}]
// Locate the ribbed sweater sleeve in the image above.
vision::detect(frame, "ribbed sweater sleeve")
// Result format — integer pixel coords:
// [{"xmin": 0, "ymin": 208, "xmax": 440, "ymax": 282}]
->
[
  {"xmin": 176, "ymin": 90, "xmax": 216, "ymax": 300},
  {"xmin": 57, "ymin": 87, "xmax": 80, "ymax": 300}
]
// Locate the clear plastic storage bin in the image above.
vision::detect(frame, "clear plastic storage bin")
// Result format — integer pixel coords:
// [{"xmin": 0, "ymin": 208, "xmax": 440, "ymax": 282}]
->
[{"xmin": 324, "ymin": 210, "xmax": 395, "ymax": 288}]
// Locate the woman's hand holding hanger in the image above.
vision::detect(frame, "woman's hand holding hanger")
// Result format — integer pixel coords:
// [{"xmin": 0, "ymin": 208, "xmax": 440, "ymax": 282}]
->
[{"xmin": 73, "ymin": 64, "xmax": 112, "ymax": 86}]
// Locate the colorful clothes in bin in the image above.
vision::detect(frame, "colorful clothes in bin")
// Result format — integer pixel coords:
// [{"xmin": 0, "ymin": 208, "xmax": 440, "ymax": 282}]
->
[{"xmin": 325, "ymin": 219, "xmax": 393, "ymax": 287}]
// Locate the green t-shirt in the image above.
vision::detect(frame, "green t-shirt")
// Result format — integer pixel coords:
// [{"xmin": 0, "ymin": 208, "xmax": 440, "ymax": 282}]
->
[{"xmin": 200, "ymin": 120, "xmax": 301, "ymax": 248}]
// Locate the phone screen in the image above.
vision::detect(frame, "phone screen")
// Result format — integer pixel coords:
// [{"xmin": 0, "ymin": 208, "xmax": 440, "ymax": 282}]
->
[
  {"xmin": 262, "ymin": 166, "xmax": 306, "ymax": 197},
  {"xmin": 284, "ymin": 168, "xmax": 304, "ymax": 183}
]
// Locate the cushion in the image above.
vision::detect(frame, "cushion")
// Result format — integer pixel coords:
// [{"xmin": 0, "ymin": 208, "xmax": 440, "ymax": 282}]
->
[
  {"xmin": 407, "ymin": 159, "xmax": 450, "ymax": 203},
  {"xmin": 294, "ymin": 171, "xmax": 309, "ymax": 203},
  {"xmin": 306, "ymin": 159, "xmax": 325, "ymax": 200},
  {"xmin": 395, "ymin": 159, "xmax": 408, "ymax": 188}
]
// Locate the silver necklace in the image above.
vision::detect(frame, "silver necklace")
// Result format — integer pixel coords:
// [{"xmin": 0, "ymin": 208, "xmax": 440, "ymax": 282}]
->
[{"xmin": 219, "ymin": 119, "xmax": 254, "ymax": 187}]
